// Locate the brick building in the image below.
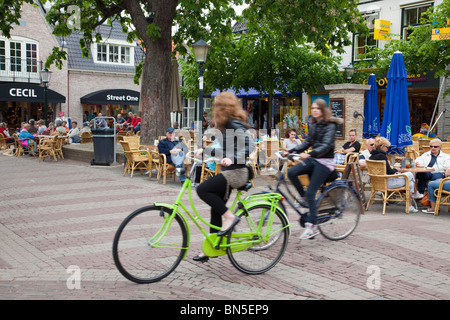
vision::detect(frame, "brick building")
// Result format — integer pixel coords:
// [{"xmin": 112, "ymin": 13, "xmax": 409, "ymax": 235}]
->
[{"xmin": 0, "ymin": 1, "xmax": 143, "ymax": 129}]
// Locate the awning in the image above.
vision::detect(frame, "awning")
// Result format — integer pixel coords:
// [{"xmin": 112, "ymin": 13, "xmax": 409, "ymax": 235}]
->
[
  {"xmin": 211, "ymin": 88, "xmax": 299, "ymax": 98},
  {"xmin": 0, "ymin": 83, "xmax": 66, "ymax": 103},
  {"xmin": 81, "ymin": 89, "xmax": 140, "ymax": 105}
]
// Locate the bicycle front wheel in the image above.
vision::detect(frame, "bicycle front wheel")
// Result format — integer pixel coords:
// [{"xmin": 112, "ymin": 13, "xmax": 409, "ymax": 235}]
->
[
  {"xmin": 317, "ymin": 184, "xmax": 361, "ymax": 240},
  {"xmin": 227, "ymin": 204, "xmax": 289, "ymax": 275},
  {"xmin": 112, "ymin": 205, "xmax": 188, "ymax": 284}
]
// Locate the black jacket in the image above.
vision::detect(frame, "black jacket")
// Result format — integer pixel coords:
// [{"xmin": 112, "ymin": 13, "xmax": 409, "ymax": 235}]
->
[
  {"xmin": 290, "ymin": 117, "xmax": 343, "ymax": 159},
  {"xmin": 206, "ymin": 119, "xmax": 255, "ymax": 170},
  {"xmin": 369, "ymin": 149, "xmax": 398, "ymax": 175}
]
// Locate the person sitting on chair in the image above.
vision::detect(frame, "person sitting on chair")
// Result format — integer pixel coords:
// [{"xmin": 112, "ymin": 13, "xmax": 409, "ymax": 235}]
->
[
  {"xmin": 413, "ymin": 139, "xmax": 450, "ymax": 200},
  {"xmin": 334, "ymin": 129, "xmax": 361, "ymax": 165},
  {"xmin": 369, "ymin": 137, "xmax": 417, "ymax": 213},
  {"xmin": 422, "ymin": 166, "xmax": 450, "ymax": 214},
  {"xmin": 158, "ymin": 127, "xmax": 188, "ymax": 184}
]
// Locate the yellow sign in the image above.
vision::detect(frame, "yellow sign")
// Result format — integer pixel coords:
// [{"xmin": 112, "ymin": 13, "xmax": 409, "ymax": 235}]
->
[
  {"xmin": 447, "ymin": 19, "xmax": 450, "ymax": 25},
  {"xmin": 431, "ymin": 33, "xmax": 450, "ymax": 40},
  {"xmin": 374, "ymin": 19, "xmax": 391, "ymax": 40},
  {"xmin": 432, "ymin": 28, "xmax": 450, "ymax": 34}
]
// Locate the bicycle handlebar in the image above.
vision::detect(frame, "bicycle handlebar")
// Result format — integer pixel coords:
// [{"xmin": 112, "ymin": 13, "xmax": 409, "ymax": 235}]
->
[
  {"xmin": 185, "ymin": 151, "xmax": 219, "ymax": 164},
  {"xmin": 275, "ymin": 151, "xmax": 300, "ymax": 162}
]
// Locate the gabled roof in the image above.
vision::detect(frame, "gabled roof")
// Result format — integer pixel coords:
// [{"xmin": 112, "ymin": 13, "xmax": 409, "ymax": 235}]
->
[{"xmin": 62, "ymin": 21, "xmax": 145, "ymax": 73}]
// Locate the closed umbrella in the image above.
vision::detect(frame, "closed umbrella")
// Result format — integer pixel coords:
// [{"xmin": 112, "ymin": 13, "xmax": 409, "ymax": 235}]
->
[
  {"xmin": 170, "ymin": 59, "xmax": 182, "ymax": 113},
  {"xmin": 380, "ymin": 51, "xmax": 413, "ymax": 155},
  {"xmin": 363, "ymin": 73, "xmax": 380, "ymax": 138}
]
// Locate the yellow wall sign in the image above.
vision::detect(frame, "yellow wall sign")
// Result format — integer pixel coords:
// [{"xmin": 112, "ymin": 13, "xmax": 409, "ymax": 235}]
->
[
  {"xmin": 374, "ymin": 19, "xmax": 391, "ymax": 40},
  {"xmin": 432, "ymin": 28, "xmax": 450, "ymax": 40}
]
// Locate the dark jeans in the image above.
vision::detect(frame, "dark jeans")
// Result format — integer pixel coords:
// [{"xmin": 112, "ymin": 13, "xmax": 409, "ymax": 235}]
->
[
  {"xmin": 416, "ymin": 172, "xmax": 445, "ymax": 193},
  {"xmin": 287, "ymin": 157, "xmax": 332, "ymax": 225}
]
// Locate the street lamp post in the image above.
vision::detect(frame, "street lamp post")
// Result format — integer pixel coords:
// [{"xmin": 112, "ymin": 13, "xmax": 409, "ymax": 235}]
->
[
  {"xmin": 41, "ymin": 68, "xmax": 52, "ymax": 126},
  {"xmin": 192, "ymin": 39, "xmax": 211, "ymax": 146},
  {"xmin": 344, "ymin": 63, "xmax": 355, "ymax": 83}
]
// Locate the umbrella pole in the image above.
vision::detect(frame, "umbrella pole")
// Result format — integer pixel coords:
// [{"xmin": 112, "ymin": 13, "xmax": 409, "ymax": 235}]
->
[{"xmin": 427, "ymin": 77, "xmax": 446, "ymax": 138}]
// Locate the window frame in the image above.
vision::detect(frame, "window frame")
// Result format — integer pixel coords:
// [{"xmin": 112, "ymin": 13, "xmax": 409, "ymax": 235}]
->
[
  {"xmin": 93, "ymin": 40, "xmax": 135, "ymax": 66},
  {"xmin": 401, "ymin": 2, "xmax": 434, "ymax": 40},
  {"xmin": 352, "ymin": 12, "xmax": 379, "ymax": 62}
]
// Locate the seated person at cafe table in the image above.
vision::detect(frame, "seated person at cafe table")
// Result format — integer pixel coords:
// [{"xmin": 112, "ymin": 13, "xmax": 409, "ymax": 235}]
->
[
  {"xmin": 369, "ymin": 137, "xmax": 417, "ymax": 213},
  {"xmin": 19, "ymin": 123, "xmax": 37, "ymax": 155},
  {"xmin": 334, "ymin": 129, "xmax": 361, "ymax": 165},
  {"xmin": 358, "ymin": 138, "xmax": 376, "ymax": 169},
  {"xmin": 422, "ymin": 166, "xmax": 450, "ymax": 214},
  {"xmin": 413, "ymin": 139, "xmax": 450, "ymax": 200},
  {"xmin": 158, "ymin": 127, "xmax": 188, "ymax": 184}
]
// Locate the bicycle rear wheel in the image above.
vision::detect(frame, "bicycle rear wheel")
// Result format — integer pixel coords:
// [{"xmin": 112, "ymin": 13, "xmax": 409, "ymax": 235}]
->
[
  {"xmin": 317, "ymin": 184, "xmax": 361, "ymax": 240},
  {"xmin": 112, "ymin": 205, "xmax": 188, "ymax": 284},
  {"xmin": 227, "ymin": 204, "xmax": 289, "ymax": 275}
]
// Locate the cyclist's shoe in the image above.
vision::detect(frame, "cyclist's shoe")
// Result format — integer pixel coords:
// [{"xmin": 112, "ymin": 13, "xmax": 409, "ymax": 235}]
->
[
  {"xmin": 299, "ymin": 223, "xmax": 320, "ymax": 240},
  {"xmin": 299, "ymin": 214, "xmax": 307, "ymax": 228},
  {"xmin": 193, "ymin": 255, "xmax": 209, "ymax": 263}
]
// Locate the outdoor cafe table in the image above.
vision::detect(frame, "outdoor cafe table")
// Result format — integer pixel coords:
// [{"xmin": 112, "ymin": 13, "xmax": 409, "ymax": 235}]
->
[{"xmin": 396, "ymin": 166, "xmax": 435, "ymax": 173}]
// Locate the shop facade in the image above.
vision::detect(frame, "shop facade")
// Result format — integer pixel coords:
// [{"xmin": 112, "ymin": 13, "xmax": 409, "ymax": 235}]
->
[
  {"xmin": 0, "ymin": 2, "xmax": 68, "ymax": 128},
  {"xmin": 0, "ymin": 2, "xmax": 144, "ymax": 130}
]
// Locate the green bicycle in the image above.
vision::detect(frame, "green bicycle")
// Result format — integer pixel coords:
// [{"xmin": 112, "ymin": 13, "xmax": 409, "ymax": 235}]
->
[{"xmin": 112, "ymin": 152, "xmax": 291, "ymax": 284}]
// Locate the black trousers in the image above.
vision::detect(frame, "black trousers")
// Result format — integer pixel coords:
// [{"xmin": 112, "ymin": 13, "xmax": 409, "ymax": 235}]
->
[{"xmin": 196, "ymin": 174, "xmax": 231, "ymax": 233}]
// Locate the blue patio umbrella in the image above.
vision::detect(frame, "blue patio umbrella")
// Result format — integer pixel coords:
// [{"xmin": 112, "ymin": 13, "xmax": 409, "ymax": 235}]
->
[
  {"xmin": 380, "ymin": 51, "xmax": 413, "ymax": 155},
  {"xmin": 363, "ymin": 73, "xmax": 380, "ymax": 138}
]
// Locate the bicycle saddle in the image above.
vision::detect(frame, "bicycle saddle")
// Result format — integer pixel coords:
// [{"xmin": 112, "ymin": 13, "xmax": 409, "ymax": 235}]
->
[
  {"xmin": 325, "ymin": 170, "xmax": 338, "ymax": 183},
  {"xmin": 237, "ymin": 182, "xmax": 253, "ymax": 192}
]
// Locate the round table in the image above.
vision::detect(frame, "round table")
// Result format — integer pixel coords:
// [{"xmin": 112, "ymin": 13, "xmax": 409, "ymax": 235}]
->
[{"xmin": 396, "ymin": 167, "xmax": 435, "ymax": 173}]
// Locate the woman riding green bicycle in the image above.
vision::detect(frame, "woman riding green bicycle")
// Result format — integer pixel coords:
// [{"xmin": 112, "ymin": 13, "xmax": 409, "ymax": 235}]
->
[{"xmin": 194, "ymin": 92, "xmax": 255, "ymax": 262}]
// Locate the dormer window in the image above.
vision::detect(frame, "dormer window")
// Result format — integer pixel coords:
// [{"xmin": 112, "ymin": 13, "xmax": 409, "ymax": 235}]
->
[{"xmin": 93, "ymin": 41, "xmax": 134, "ymax": 65}]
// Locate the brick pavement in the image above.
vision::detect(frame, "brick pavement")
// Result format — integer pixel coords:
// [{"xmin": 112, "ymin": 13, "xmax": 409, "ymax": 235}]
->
[{"xmin": 0, "ymin": 153, "xmax": 449, "ymax": 301}]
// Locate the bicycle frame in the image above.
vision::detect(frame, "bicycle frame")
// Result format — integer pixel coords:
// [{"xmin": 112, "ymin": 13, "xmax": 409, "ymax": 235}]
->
[
  {"xmin": 152, "ymin": 155, "xmax": 287, "ymax": 259},
  {"xmin": 271, "ymin": 153, "xmax": 362, "ymax": 220}
]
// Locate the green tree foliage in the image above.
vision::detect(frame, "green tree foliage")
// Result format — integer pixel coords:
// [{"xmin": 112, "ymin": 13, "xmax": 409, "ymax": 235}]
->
[{"xmin": 1, "ymin": 0, "xmax": 367, "ymax": 142}]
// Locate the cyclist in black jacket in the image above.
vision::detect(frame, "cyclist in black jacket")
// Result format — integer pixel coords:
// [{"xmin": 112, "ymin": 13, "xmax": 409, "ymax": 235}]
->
[{"xmin": 286, "ymin": 99, "xmax": 343, "ymax": 239}]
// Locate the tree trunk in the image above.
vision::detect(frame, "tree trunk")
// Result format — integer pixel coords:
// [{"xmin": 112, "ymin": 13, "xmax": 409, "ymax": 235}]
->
[{"xmin": 138, "ymin": 0, "xmax": 177, "ymax": 146}]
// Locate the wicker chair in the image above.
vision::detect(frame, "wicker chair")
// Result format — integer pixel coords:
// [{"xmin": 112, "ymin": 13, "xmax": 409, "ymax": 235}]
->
[
  {"xmin": 13, "ymin": 133, "xmax": 35, "ymax": 157},
  {"xmin": 336, "ymin": 152, "xmax": 359, "ymax": 173},
  {"xmin": 120, "ymin": 141, "xmax": 151, "ymax": 178},
  {"xmin": 158, "ymin": 153, "xmax": 176, "ymax": 184},
  {"xmin": 260, "ymin": 140, "xmax": 279, "ymax": 172},
  {"xmin": 80, "ymin": 131, "xmax": 93, "ymax": 143},
  {"xmin": 248, "ymin": 145, "xmax": 260, "ymax": 177},
  {"xmin": 365, "ymin": 159, "xmax": 412, "ymax": 214},
  {"xmin": 433, "ymin": 177, "xmax": 450, "ymax": 216},
  {"xmin": 54, "ymin": 135, "xmax": 65, "ymax": 159},
  {"xmin": 122, "ymin": 136, "xmax": 140, "ymax": 150},
  {"xmin": 38, "ymin": 135, "xmax": 58, "ymax": 162},
  {"xmin": 199, "ymin": 160, "xmax": 221, "ymax": 183},
  {"xmin": 0, "ymin": 135, "xmax": 14, "ymax": 150}
]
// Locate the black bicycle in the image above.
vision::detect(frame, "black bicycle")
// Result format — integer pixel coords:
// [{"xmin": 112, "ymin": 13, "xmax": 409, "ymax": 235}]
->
[{"xmin": 263, "ymin": 152, "xmax": 362, "ymax": 240}]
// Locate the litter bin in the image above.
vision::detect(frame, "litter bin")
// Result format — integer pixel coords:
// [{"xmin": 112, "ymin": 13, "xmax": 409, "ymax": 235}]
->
[{"xmin": 91, "ymin": 127, "xmax": 115, "ymax": 165}]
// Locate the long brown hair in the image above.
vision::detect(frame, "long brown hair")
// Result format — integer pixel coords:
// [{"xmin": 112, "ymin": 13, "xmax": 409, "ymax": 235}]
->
[
  {"xmin": 212, "ymin": 92, "xmax": 248, "ymax": 130},
  {"xmin": 311, "ymin": 98, "xmax": 331, "ymax": 123}
]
